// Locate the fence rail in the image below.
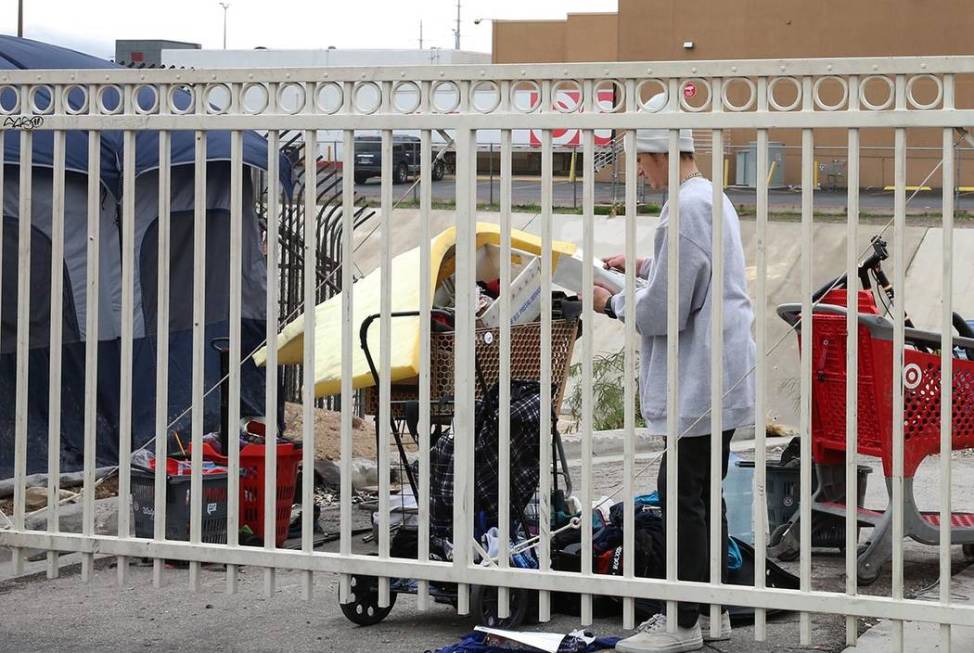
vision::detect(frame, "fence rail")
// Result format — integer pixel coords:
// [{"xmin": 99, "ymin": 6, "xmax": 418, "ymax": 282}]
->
[{"xmin": 1, "ymin": 56, "xmax": 971, "ymax": 651}]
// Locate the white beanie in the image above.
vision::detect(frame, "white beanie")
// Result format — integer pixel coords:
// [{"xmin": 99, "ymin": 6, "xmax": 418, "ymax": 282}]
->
[{"xmin": 635, "ymin": 92, "xmax": 695, "ymax": 154}]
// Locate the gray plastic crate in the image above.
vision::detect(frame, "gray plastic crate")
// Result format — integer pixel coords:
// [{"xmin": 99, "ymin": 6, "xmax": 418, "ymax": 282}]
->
[
  {"xmin": 132, "ymin": 468, "xmax": 229, "ymax": 543},
  {"xmin": 738, "ymin": 461, "xmax": 870, "ymax": 548}
]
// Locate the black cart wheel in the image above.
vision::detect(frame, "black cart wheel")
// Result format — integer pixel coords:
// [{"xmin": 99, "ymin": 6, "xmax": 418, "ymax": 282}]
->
[
  {"xmin": 470, "ymin": 585, "xmax": 531, "ymax": 629},
  {"xmin": 856, "ymin": 560, "xmax": 882, "ymax": 586},
  {"xmin": 340, "ymin": 574, "xmax": 397, "ymax": 626}
]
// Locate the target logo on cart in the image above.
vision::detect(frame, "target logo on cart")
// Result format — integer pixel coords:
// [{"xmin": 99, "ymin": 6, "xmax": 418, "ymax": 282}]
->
[
  {"xmin": 903, "ymin": 363, "xmax": 923, "ymax": 390},
  {"xmin": 528, "ymin": 88, "xmax": 614, "ymax": 147}
]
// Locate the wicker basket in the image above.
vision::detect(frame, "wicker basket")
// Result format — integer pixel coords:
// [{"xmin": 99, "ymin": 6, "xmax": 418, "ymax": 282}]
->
[{"xmin": 362, "ymin": 318, "xmax": 579, "ymax": 419}]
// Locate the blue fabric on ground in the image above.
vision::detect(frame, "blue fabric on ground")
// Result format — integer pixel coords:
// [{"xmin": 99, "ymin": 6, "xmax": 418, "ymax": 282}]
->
[
  {"xmin": 635, "ymin": 492, "xmax": 660, "ymax": 507},
  {"xmin": 728, "ymin": 536, "xmax": 743, "ymax": 571}
]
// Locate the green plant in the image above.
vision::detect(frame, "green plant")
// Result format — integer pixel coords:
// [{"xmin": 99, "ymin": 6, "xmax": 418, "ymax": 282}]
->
[{"xmin": 566, "ymin": 347, "xmax": 644, "ymax": 431}]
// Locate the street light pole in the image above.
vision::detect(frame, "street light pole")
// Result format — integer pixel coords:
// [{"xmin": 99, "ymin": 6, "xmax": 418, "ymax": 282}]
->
[
  {"xmin": 219, "ymin": 2, "xmax": 230, "ymax": 49},
  {"xmin": 18, "ymin": 0, "xmax": 24, "ymax": 37},
  {"xmin": 454, "ymin": 0, "xmax": 460, "ymax": 50}
]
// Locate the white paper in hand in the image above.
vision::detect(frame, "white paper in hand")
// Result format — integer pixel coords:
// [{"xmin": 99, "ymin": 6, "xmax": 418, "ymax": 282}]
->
[{"xmin": 553, "ymin": 252, "xmax": 647, "ymax": 295}]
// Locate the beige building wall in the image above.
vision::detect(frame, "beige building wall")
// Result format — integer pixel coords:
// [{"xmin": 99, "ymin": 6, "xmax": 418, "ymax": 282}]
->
[
  {"xmin": 617, "ymin": 0, "xmax": 974, "ymax": 61},
  {"xmin": 492, "ymin": 20, "xmax": 567, "ymax": 64},
  {"xmin": 492, "ymin": 1, "xmax": 974, "ymax": 188},
  {"xmin": 493, "ymin": 13, "xmax": 617, "ymax": 64},
  {"xmin": 564, "ymin": 13, "xmax": 618, "ymax": 63}
]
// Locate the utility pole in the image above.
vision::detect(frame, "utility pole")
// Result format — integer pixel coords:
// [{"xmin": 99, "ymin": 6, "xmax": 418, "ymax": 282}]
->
[
  {"xmin": 454, "ymin": 0, "xmax": 461, "ymax": 50},
  {"xmin": 419, "ymin": 20, "xmax": 423, "ymax": 49},
  {"xmin": 18, "ymin": 0, "xmax": 24, "ymax": 37},
  {"xmin": 219, "ymin": 2, "xmax": 230, "ymax": 49}
]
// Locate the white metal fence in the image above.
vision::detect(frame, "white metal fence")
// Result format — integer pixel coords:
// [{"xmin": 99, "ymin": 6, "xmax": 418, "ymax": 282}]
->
[{"xmin": 1, "ymin": 56, "xmax": 973, "ymax": 651}]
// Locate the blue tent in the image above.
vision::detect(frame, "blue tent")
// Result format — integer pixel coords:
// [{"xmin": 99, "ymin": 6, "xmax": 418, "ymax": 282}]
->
[
  {"xmin": 0, "ymin": 36, "xmax": 292, "ymax": 196},
  {"xmin": 0, "ymin": 37, "xmax": 292, "ymax": 479}
]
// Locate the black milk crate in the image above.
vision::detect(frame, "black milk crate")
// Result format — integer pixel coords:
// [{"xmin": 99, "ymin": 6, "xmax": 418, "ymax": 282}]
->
[
  {"xmin": 132, "ymin": 468, "xmax": 230, "ymax": 543},
  {"xmin": 739, "ymin": 460, "xmax": 870, "ymax": 548}
]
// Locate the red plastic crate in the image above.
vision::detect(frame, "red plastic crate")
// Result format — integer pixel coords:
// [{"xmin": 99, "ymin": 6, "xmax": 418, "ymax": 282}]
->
[{"xmin": 198, "ymin": 441, "xmax": 302, "ymax": 546}]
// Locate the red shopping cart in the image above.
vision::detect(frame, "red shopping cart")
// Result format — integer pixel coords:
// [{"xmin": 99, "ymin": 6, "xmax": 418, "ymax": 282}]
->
[{"xmin": 772, "ymin": 237, "xmax": 974, "ymax": 584}]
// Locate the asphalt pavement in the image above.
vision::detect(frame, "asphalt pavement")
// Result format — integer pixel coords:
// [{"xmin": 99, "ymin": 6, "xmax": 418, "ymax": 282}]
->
[{"xmin": 3, "ymin": 443, "xmax": 973, "ymax": 652}]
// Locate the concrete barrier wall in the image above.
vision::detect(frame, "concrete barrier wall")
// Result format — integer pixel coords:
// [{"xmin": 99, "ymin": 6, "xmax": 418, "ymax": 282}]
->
[{"xmin": 353, "ymin": 209, "xmax": 971, "ymax": 430}]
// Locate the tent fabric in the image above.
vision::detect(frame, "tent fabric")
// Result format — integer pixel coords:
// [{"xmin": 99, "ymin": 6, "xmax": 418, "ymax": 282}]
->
[
  {"xmin": 257, "ymin": 222, "xmax": 577, "ymax": 398},
  {"xmin": 0, "ymin": 36, "xmax": 123, "ymax": 193},
  {"xmin": 0, "ymin": 163, "xmax": 270, "ymax": 479},
  {"xmin": 0, "ymin": 36, "xmax": 293, "ymax": 197},
  {"xmin": 134, "ymin": 130, "xmax": 292, "ymax": 197},
  {"xmin": 0, "ymin": 321, "xmax": 267, "ymax": 480},
  {"xmin": 0, "ymin": 216, "xmax": 79, "ymax": 352},
  {"xmin": 135, "ymin": 166, "xmax": 268, "ymax": 332},
  {"xmin": 0, "ymin": 37, "xmax": 286, "ymax": 479},
  {"xmin": 1, "ymin": 168, "xmax": 122, "ymax": 344},
  {"xmin": 0, "ymin": 35, "xmax": 118, "ymax": 71}
]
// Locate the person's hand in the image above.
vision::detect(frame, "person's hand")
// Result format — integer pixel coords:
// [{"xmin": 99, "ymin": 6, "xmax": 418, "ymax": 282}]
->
[
  {"xmin": 593, "ymin": 284, "xmax": 613, "ymax": 315},
  {"xmin": 602, "ymin": 254, "xmax": 647, "ymax": 274},
  {"xmin": 602, "ymin": 254, "xmax": 627, "ymax": 271}
]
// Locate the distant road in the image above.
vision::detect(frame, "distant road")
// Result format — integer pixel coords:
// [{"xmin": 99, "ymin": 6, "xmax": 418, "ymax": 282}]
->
[{"xmin": 354, "ymin": 177, "xmax": 974, "ymax": 214}]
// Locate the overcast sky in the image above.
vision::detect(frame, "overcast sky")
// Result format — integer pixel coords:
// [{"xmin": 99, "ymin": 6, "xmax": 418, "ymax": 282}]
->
[{"xmin": 2, "ymin": 0, "xmax": 618, "ymax": 60}]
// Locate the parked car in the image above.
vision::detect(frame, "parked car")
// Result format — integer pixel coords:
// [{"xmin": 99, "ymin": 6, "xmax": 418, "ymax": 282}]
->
[{"xmin": 353, "ymin": 135, "xmax": 446, "ymax": 184}]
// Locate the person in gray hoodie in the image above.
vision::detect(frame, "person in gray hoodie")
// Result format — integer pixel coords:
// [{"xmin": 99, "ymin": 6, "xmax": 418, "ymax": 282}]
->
[{"xmin": 594, "ymin": 94, "xmax": 756, "ymax": 653}]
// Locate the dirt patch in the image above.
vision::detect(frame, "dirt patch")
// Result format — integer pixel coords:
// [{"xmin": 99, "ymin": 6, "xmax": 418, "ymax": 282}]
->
[
  {"xmin": 282, "ymin": 403, "xmax": 380, "ymax": 462},
  {"xmin": 95, "ymin": 475, "xmax": 119, "ymax": 499},
  {"xmin": 0, "ymin": 475, "xmax": 119, "ymax": 515}
]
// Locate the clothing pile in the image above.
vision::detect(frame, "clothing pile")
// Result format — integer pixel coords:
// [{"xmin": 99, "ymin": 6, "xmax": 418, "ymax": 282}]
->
[
  {"xmin": 549, "ymin": 493, "xmax": 755, "ymax": 621},
  {"xmin": 426, "ymin": 629, "xmax": 620, "ymax": 653},
  {"xmin": 430, "ymin": 380, "xmax": 546, "ymax": 541}
]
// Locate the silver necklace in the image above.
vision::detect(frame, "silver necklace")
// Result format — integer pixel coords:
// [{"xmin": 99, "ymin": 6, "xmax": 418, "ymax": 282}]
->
[{"xmin": 681, "ymin": 171, "xmax": 703, "ymax": 185}]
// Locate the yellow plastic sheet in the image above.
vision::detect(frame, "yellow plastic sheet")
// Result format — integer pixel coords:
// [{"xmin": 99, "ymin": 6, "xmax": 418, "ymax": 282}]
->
[{"xmin": 255, "ymin": 222, "xmax": 576, "ymax": 398}]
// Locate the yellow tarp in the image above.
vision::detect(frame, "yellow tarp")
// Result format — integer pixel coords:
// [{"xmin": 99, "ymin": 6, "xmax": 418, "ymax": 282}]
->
[{"xmin": 255, "ymin": 222, "xmax": 576, "ymax": 398}]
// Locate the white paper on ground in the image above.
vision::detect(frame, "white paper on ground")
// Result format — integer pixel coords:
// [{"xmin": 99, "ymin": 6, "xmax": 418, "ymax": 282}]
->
[{"xmin": 474, "ymin": 626, "xmax": 566, "ymax": 653}]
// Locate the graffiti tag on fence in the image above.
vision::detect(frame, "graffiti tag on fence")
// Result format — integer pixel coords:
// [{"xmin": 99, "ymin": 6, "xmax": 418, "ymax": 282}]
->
[{"xmin": 2, "ymin": 116, "xmax": 45, "ymax": 131}]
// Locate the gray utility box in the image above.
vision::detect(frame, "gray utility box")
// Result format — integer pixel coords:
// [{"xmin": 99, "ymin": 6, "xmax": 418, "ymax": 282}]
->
[{"xmin": 735, "ymin": 141, "xmax": 786, "ymax": 188}]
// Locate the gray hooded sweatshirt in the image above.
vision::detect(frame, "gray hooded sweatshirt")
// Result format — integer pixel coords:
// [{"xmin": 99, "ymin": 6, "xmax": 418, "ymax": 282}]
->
[{"xmin": 610, "ymin": 177, "xmax": 756, "ymax": 437}]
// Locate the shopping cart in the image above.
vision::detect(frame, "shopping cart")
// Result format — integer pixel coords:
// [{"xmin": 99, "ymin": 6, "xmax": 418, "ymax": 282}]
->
[
  {"xmin": 341, "ymin": 296, "xmax": 581, "ymax": 627},
  {"xmin": 772, "ymin": 237, "xmax": 974, "ymax": 584}
]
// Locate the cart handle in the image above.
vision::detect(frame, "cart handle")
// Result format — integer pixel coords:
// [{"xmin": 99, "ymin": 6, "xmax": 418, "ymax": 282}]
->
[
  {"xmin": 777, "ymin": 302, "xmax": 974, "ymax": 353},
  {"xmin": 359, "ymin": 311, "xmax": 424, "ymax": 391},
  {"xmin": 358, "ymin": 310, "xmax": 490, "ymax": 398}
]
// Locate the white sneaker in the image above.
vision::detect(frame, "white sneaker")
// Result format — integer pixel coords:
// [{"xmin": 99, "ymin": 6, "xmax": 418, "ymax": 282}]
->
[
  {"xmin": 698, "ymin": 610, "xmax": 732, "ymax": 642},
  {"xmin": 615, "ymin": 613, "xmax": 703, "ymax": 653}
]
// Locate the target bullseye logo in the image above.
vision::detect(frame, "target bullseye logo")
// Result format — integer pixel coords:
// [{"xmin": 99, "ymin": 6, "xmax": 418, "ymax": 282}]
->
[
  {"xmin": 904, "ymin": 363, "xmax": 923, "ymax": 390},
  {"xmin": 528, "ymin": 88, "xmax": 614, "ymax": 147}
]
